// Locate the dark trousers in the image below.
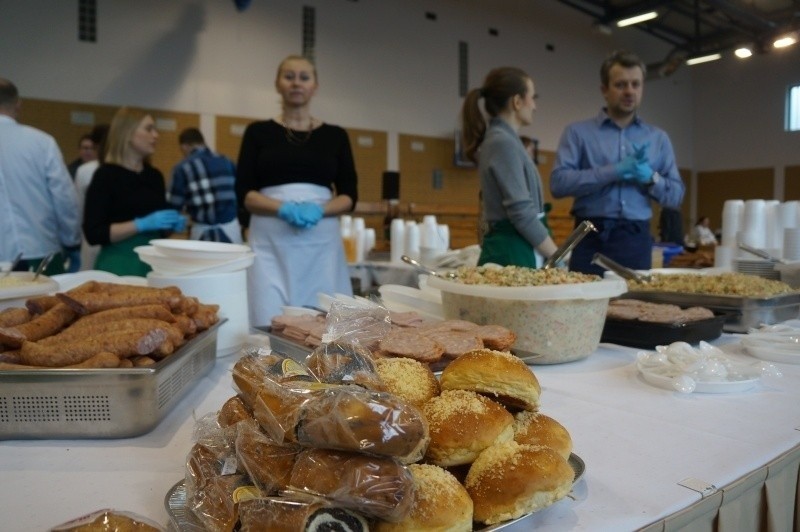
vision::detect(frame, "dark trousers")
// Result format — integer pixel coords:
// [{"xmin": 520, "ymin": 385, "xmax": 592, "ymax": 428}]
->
[{"xmin": 569, "ymin": 218, "xmax": 653, "ymax": 276}]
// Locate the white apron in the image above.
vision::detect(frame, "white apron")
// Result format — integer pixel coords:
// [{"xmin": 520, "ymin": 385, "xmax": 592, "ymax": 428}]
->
[
  {"xmin": 190, "ymin": 218, "xmax": 243, "ymax": 244},
  {"xmin": 247, "ymin": 183, "xmax": 352, "ymax": 326}
]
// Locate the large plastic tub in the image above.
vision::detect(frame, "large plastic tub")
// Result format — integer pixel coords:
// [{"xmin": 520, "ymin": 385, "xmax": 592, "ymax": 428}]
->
[{"xmin": 426, "ymin": 276, "xmax": 627, "ymax": 364}]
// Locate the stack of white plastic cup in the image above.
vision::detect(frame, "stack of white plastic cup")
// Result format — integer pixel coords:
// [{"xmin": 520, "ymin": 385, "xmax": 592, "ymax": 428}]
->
[
  {"xmin": 720, "ymin": 199, "xmax": 744, "ymax": 247},
  {"xmin": 404, "ymin": 220, "xmax": 421, "ymax": 260},
  {"xmin": 390, "ymin": 218, "xmax": 406, "ymax": 263}
]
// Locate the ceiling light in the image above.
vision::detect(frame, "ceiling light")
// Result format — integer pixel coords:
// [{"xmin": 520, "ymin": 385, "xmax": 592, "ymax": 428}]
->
[
  {"xmin": 616, "ymin": 11, "xmax": 658, "ymax": 28},
  {"xmin": 773, "ymin": 33, "xmax": 797, "ymax": 48},
  {"xmin": 734, "ymin": 47, "xmax": 753, "ymax": 58},
  {"xmin": 685, "ymin": 53, "xmax": 721, "ymax": 66}
]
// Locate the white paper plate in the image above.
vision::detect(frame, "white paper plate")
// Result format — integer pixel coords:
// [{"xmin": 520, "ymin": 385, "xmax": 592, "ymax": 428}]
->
[
  {"xmin": 149, "ymin": 239, "xmax": 251, "ymax": 260},
  {"xmin": 50, "ymin": 270, "xmax": 147, "ymax": 292},
  {"xmin": 637, "ymin": 364, "xmax": 760, "ymax": 393}
]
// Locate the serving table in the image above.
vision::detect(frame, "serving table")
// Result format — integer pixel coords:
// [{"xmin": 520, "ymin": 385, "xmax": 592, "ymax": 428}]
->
[{"xmin": 1, "ymin": 332, "xmax": 798, "ymax": 531}]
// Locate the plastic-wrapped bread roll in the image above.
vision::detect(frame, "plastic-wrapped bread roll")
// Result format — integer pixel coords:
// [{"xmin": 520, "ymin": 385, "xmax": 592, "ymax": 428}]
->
[
  {"xmin": 232, "ymin": 351, "xmax": 316, "ymax": 408},
  {"xmin": 235, "ymin": 420, "xmax": 300, "ymax": 494},
  {"xmin": 295, "ymin": 385, "xmax": 429, "ymax": 463},
  {"xmin": 305, "ymin": 340, "xmax": 385, "ymax": 391},
  {"xmin": 238, "ymin": 495, "xmax": 369, "ymax": 532},
  {"xmin": 289, "ymin": 448, "xmax": 415, "ymax": 522}
]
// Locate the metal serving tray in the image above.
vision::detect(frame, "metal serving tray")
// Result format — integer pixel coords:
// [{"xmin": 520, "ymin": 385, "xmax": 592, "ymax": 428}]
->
[
  {"xmin": 601, "ymin": 314, "xmax": 727, "ymax": 349},
  {"xmin": 0, "ymin": 321, "xmax": 221, "ymax": 440},
  {"xmin": 618, "ymin": 292, "xmax": 800, "ymax": 333},
  {"xmin": 164, "ymin": 453, "xmax": 585, "ymax": 531},
  {"xmin": 253, "ymin": 326, "xmax": 314, "ymax": 364}
]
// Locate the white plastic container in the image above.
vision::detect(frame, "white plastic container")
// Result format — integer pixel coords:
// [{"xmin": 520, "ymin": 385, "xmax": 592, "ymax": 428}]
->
[
  {"xmin": 427, "ymin": 276, "xmax": 627, "ymax": 364},
  {"xmin": 147, "ymin": 269, "xmax": 250, "ymax": 357}
]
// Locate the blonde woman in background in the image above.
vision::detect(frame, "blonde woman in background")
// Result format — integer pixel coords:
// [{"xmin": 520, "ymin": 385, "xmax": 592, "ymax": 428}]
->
[
  {"xmin": 236, "ymin": 55, "xmax": 358, "ymax": 325},
  {"xmin": 83, "ymin": 107, "xmax": 184, "ymax": 276}
]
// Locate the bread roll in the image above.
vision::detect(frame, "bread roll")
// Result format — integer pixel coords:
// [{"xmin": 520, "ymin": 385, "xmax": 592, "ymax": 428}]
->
[
  {"xmin": 217, "ymin": 395, "xmax": 253, "ymax": 427},
  {"xmin": 289, "ymin": 448, "xmax": 415, "ymax": 522},
  {"xmin": 296, "ymin": 386, "xmax": 430, "ymax": 463},
  {"xmin": 374, "ymin": 463, "xmax": 473, "ymax": 532},
  {"xmin": 374, "ymin": 356, "xmax": 440, "ymax": 407},
  {"xmin": 513, "ymin": 411, "xmax": 573, "ymax": 460},
  {"xmin": 465, "ymin": 441, "xmax": 573, "ymax": 525},
  {"xmin": 235, "ymin": 421, "xmax": 300, "ymax": 494},
  {"xmin": 238, "ymin": 496, "xmax": 369, "ymax": 532},
  {"xmin": 440, "ymin": 349, "xmax": 540, "ymax": 411},
  {"xmin": 232, "ymin": 352, "xmax": 316, "ymax": 408},
  {"xmin": 305, "ymin": 341, "xmax": 384, "ymax": 390},
  {"xmin": 422, "ymin": 389, "xmax": 513, "ymax": 467},
  {"xmin": 184, "ymin": 443, "xmax": 246, "ymax": 532}
]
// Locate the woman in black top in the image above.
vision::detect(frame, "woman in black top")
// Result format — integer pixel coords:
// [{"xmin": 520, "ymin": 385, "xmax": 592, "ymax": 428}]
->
[
  {"xmin": 236, "ymin": 55, "xmax": 358, "ymax": 325},
  {"xmin": 83, "ymin": 107, "xmax": 184, "ymax": 275}
]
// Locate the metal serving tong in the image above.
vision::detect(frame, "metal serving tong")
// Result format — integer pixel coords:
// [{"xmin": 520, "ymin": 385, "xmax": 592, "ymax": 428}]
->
[
  {"xmin": 542, "ymin": 220, "xmax": 598, "ymax": 269},
  {"xmin": 32, "ymin": 252, "xmax": 55, "ymax": 280},
  {"xmin": 401, "ymin": 255, "xmax": 457, "ymax": 279},
  {"xmin": 591, "ymin": 252, "xmax": 652, "ymax": 283},
  {"xmin": 738, "ymin": 243, "xmax": 788, "ymax": 264},
  {"xmin": 1, "ymin": 252, "xmax": 23, "ymax": 278}
]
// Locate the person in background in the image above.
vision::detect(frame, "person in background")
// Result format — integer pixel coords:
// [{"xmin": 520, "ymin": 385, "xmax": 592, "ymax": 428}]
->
[
  {"xmin": 461, "ymin": 67, "xmax": 558, "ymax": 268},
  {"xmin": 74, "ymin": 123, "xmax": 110, "ymax": 270},
  {"xmin": 658, "ymin": 207, "xmax": 685, "ymax": 246},
  {"xmin": 83, "ymin": 106, "xmax": 185, "ymax": 276},
  {"xmin": 67, "ymin": 133, "xmax": 97, "ymax": 180},
  {"xmin": 520, "ymin": 134, "xmax": 554, "ymax": 238},
  {"xmin": 168, "ymin": 127, "xmax": 242, "ymax": 243},
  {"xmin": 0, "ymin": 78, "xmax": 81, "ymax": 275},
  {"xmin": 236, "ymin": 54, "xmax": 357, "ymax": 325},
  {"xmin": 550, "ymin": 50, "xmax": 685, "ymax": 276},
  {"xmin": 689, "ymin": 216, "xmax": 718, "ymax": 246}
]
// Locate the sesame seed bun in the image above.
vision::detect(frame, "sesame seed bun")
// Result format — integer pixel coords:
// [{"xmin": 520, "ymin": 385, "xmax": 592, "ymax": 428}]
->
[{"xmin": 513, "ymin": 411, "xmax": 573, "ymax": 460}]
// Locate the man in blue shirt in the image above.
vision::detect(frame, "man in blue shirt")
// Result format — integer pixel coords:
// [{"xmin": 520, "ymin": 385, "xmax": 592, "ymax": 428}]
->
[
  {"xmin": 0, "ymin": 78, "xmax": 82, "ymax": 274},
  {"xmin": 168, "ymin": 128, "xmax": 243, "ymax": 243},
  {"xmin": 551, "ymin": 51, "xmax": 685, "ymax": 276}
]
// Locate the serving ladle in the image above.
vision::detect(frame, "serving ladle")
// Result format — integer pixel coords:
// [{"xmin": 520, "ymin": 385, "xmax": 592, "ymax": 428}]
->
[{"xmin": 542, "ymin": 220, "xmax": 598, "ymax": 269}]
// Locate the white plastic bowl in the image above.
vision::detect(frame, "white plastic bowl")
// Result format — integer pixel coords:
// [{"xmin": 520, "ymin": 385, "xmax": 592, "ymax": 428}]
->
[
  {"xmin": 135, "ymin": 245, "xmax": 253, "ymax": 276},
  {"xmin": 149, "ymin": 239, "xmax": 251, "ymax": 260},
  {"xmin": 427, "ymin": 275, "xmax": 627, "ymax": 364}
]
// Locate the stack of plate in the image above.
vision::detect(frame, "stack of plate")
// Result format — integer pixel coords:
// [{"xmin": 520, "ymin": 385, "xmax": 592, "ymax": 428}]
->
[
  {"xmin": 135, "ymin": 240, "xmax": 254, "ymax": 276},
  {"xmin": 734, "ymin": 258, "xmax": 780, "ymax": 280}
]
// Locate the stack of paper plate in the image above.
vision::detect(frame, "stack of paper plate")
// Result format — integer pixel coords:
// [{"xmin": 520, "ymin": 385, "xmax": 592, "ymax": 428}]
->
[{"xmin": 734, "ymin": 259, "xmax": 779, "ymax": 280}]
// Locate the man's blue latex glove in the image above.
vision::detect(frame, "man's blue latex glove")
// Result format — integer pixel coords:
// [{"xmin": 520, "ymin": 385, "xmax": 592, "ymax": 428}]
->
[
  {"xmin": 64, "ymin": 246, "xmax": 81, "ymax": 273},
  {"xmin": 633, "ymin": 160, "xmax": 655, "ymax": 184},
  {"xmin": 134, "ymin": 209, "xmax": 183, "ymax": 233},
  {"xmin": 296, "ymin": 202, "xmax": 324, "ymax": 227},
  {"xmin": 632, "ymin": 141, "xmax": 650, "ymax": 161},
  {"xmin": 615, "ymin": 153, "xmax": 640, "ymax": 181},
  {"xmin": 277, "ymin": 202, "xmax": 308, "ymax": 228}
]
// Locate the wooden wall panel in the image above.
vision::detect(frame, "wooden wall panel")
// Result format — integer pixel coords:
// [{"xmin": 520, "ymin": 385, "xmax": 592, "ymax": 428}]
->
[
  {"xmin": 785, "ymin": 165, "xmax": 800, "ymax": 201},
  {"xmin": 697, "ymin": 168, "xmax": 774, "ymax": 230},
  {"xmin": 345, "ymin": 128, "xmax": 387, "ymax": 203},
  {"xmin": 20, "ymin": 98, "xmax": 198, "ymax": 184},
  {"xmin": 215, "ymin": 115, "xmax": 256, "ymax": 163},
  {"xmin": 398, "ymin": 134, "xmax": 480, "ymax": 205}
]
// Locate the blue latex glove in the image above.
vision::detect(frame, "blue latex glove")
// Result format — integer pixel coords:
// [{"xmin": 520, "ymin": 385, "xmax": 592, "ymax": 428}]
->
[
  {"xmin": 64, "ymin": 247, "xmax": 81, "ymax": 273},
  {"xmin": 615, "ymin": 153, "xmax": 640, "ymax": 181},
  {"xmin": 172, "ymin": 215, "xmax": 187, "ymax": 232},
  {"xmin": 134, "ymin": 209, "xmax": 183, "ymax": 233},
  {"xmin": 632, "ymin": 141, "xmax": 650, "ymax": 160},
  {"xmin": 277, "ymin": 202, "xmax": 308, "ymax": 228},
  {"xmin": 633, "ymin": 160, "xmax": 655, "ymax": 184},
  {"xmin": 296, "ymin": 202, "xmax": 324, "ymax": 227}
]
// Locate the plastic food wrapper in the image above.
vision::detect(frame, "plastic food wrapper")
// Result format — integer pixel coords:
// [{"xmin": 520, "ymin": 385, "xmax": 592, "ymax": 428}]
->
[
  {"xmin": 185, "ymin": 414, "xmax": 250, "ymax": 532},
  {"xmin": 235, "ymin": 419, "xmax": 300, "ymax": 495},
  {"xmin": 636, "ymin": 341, "xmax": 782, "ymax": 393},
  {"xmin": 288, "ymin": 448, "xmax": 415, "ymax": 522},
  {"xmin": 324, "ymin": 299, "xmax": 393, "ymax": 352},
  {"xmin": 251, "ymin": 378, "xmax": 429, "ymax": 463},
  {"xmin": 238, "ymin": 494, "xmax": 369, "ymax": 532},
  {"xmin": 232, "ymin": 348, "xmax": 317, "ymax": 407},
  {"xmin": 50, "ymin": 509, "xmax": 164, "ymax": 531},
  {"xmin": 304, "ymin": 340, "xmax": 385, "ymax": 391}
]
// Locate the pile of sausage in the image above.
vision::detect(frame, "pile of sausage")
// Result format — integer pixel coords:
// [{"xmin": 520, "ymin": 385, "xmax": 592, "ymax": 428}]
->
[{"xmin": 0, "ymin": 281, "xmax": 219, "ymax": 369}]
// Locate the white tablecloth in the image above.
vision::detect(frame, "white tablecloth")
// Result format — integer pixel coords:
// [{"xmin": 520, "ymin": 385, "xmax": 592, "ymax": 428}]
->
[{"xmin": 1, "ymin": 333, "xmax": 799, "ymax": 531}]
